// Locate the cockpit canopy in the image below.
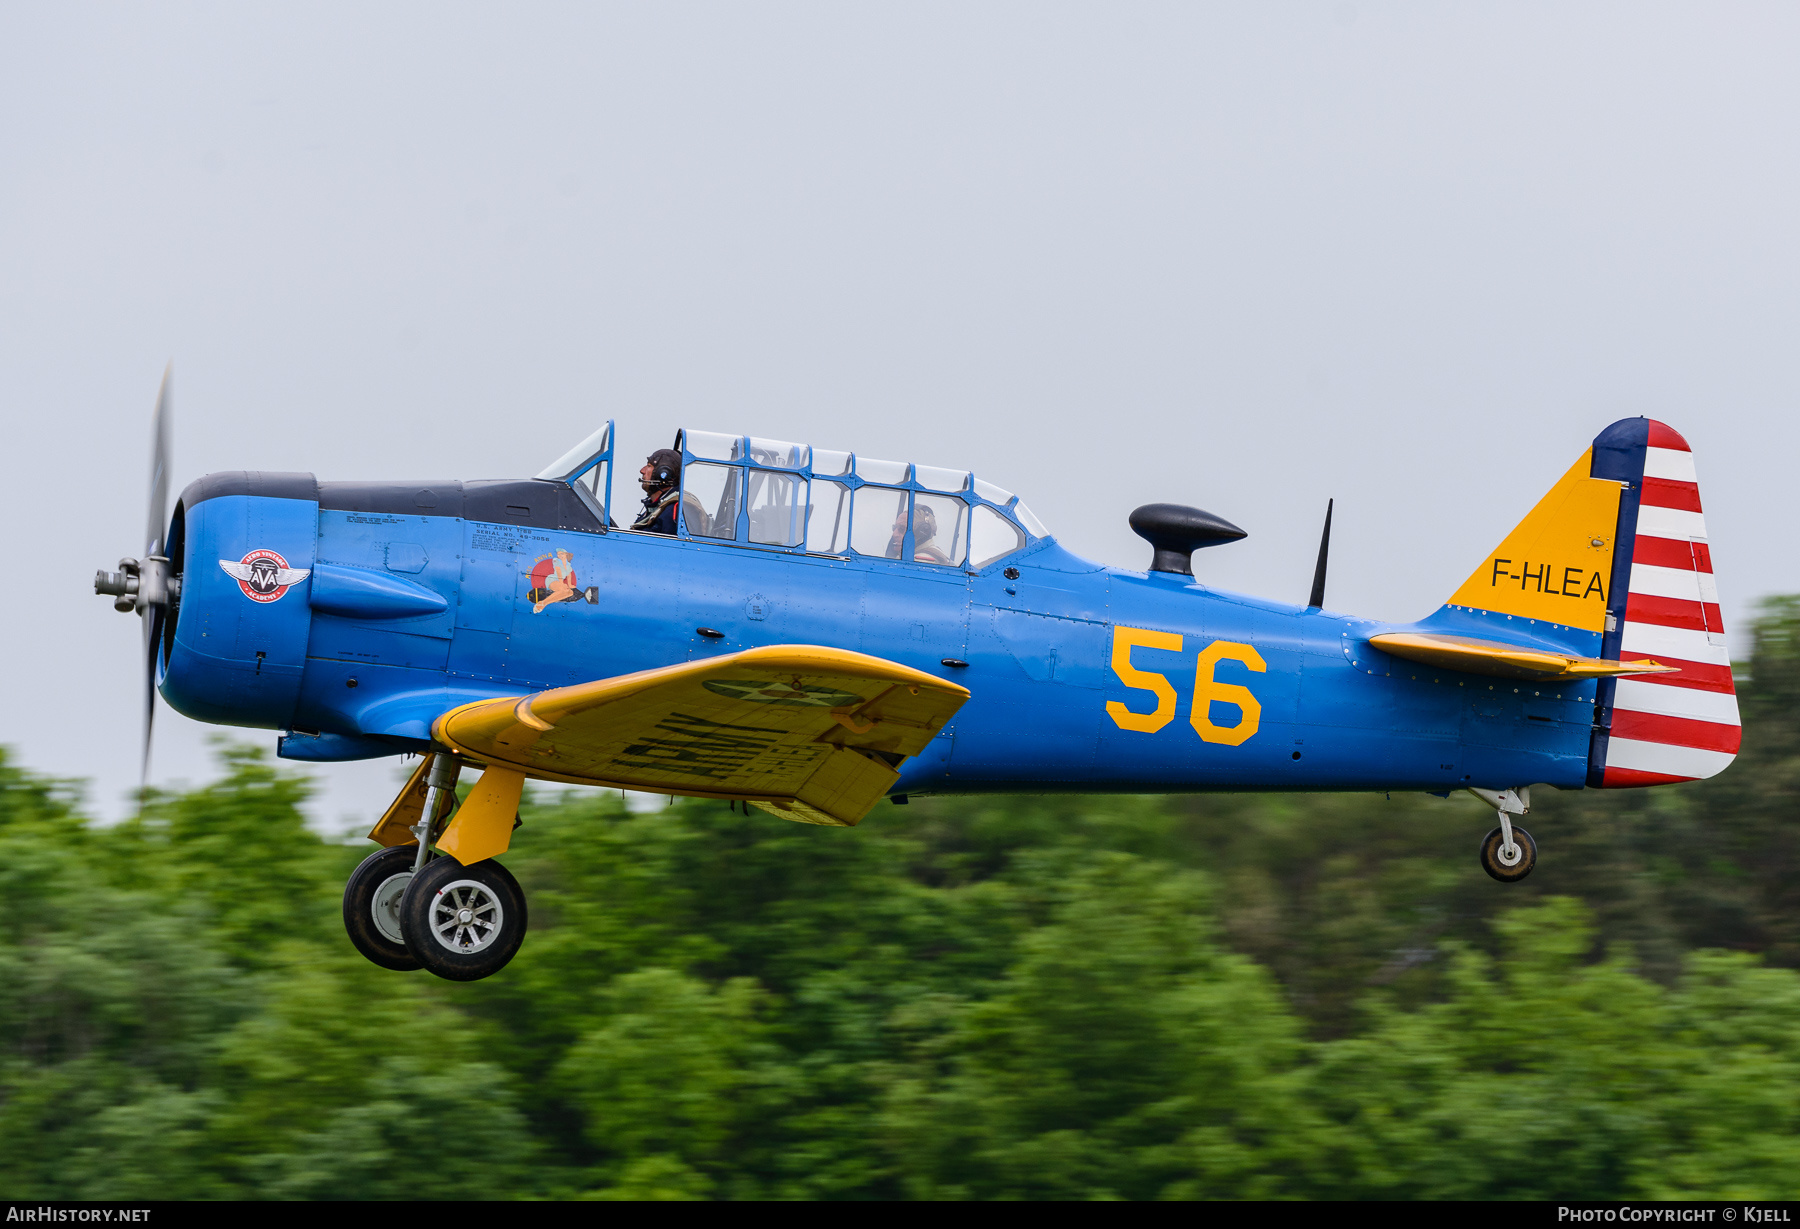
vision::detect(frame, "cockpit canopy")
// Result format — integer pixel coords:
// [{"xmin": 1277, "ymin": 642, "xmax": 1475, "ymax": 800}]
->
[{"xmin": 538, "ymin": 423, "xmax": 1045, "ymax": 571}]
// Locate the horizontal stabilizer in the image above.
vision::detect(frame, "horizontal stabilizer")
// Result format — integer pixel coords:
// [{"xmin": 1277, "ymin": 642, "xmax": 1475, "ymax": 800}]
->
[{"xmin": 1368, "ymin": 632, "xmax": 1677, "ymax": 682}]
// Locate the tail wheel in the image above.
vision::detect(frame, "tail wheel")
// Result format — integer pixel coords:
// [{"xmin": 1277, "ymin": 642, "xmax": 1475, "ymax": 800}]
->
[
  {"xmin": 1479, "ymin": 824, "xmax": 1538, "ymax": 883},
  {"xmin": 399, "ymin": 855, "xmax": 528, "ymax": 982},
  {"xmin": 343, "ymin": 844, "xmax": 422, "ymax": 971}
]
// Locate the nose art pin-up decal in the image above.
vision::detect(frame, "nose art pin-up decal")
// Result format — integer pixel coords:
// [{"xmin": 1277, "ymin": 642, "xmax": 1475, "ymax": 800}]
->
[
  {"xmin": 219, "ymin": 549, "xmax": 310, "ymax": 603},
  {"xmin": 527, "ymin": 548, "xmax": 599, "ymax": 613}
]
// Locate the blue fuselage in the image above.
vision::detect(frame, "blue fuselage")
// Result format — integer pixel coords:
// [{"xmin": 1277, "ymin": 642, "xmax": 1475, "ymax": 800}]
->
[{"xmin": 161, "ymin": 478, "xmax": 1599, "ymax": 797}]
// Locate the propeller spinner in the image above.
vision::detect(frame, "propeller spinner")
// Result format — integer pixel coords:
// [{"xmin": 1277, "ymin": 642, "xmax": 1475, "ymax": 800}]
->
[{"xmin": 93, "ymin": 366, "xmax": 177, "ymax": 781}]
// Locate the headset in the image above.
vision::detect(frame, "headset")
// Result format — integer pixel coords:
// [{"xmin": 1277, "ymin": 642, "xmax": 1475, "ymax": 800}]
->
[{"xmin": 645, "ymin": 450, "xmax": 681, "ymax": 486}]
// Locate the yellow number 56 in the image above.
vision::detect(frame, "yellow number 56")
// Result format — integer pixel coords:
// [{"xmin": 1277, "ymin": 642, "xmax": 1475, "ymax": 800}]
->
[{"xmin": 1107, "ymin": 626, "xmax": 1265, "ymax": 746}]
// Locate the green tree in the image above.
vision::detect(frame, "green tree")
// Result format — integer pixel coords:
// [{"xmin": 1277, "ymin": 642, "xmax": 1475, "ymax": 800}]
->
[
  {"xmin": 1307, "ymin": 899, "xmax": 1800, "ymax": 1200},
  {"xmin": 883, "ymin": 853, "xmax": 1317, "ymax": 1199},
  {"xmin": 256, "ymin": 1058, "xmax": 535, "ymax": 1200},
  {"xmin": 557, "ymin": 969, "xmax": 775, "ymax": 1198},
  {"xmin": 0, "ymin": 749, "xmax": 245, "ymax": 1198}
]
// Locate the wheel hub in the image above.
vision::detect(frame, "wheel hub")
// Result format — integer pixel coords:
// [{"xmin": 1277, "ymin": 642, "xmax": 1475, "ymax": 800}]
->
[
  {"xmin": 429, "ymin": 880, "xmax": 505, "ymax": 953},
  {"xmin": 371, "ymin": 871, "xmax": 413, "ymax": 944}
]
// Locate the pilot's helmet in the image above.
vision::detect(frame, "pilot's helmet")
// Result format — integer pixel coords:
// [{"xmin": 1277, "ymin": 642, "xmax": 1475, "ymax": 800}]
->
[
  {"xmin": 645, "ymin": 449, "xmax": 683, "ymax": 485},
  {"xmin": 912, "ymin": 503, "xmax": 939, "ymax": 544}
]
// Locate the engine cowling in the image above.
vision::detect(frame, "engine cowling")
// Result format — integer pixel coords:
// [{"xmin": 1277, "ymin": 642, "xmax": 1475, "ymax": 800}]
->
[{"xmin": 160, "ymin": 472, "xmax": 319, "ymax": 730}]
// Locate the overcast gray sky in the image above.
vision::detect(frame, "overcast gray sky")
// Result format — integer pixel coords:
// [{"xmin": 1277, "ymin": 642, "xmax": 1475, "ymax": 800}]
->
[{"xmin": 5, "ymin": 3, "xmax": 1797, "ymax": 826}]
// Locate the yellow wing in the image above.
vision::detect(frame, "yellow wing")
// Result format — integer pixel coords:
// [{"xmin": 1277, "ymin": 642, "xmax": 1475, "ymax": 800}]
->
[{"xmin": 432, "ymin": 645, "xmax": 970, "ymax": 829}]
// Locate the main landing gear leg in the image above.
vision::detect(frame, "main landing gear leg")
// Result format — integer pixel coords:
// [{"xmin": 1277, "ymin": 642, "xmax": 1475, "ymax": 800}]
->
[
  {"xmin": 345, "ymin": 755, "xmax": 530, "ymax": 981},
  {"xmin": 342, "ymin": 753, "xmax": 461, "ymax": 972},
  {"xmin": 1468, "ymin": 786, "xmax": 1537, "ymax": 882},
  {"xmin": 402, "ymin": 761, "xmax": 529, "ymax": 983},
  {"xmin": 412, "ymin": 754, "xmax": 462, "ymax": 873}
]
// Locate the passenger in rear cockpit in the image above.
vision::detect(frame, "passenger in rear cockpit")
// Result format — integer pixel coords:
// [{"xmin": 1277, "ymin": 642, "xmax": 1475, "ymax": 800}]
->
[
  {"xmin": 888, "ymin": 503, "xmax": 950, "ymax": 564},
  {"xmin": 632, "ymin": 449, "xmax": 682, "ymax": 535}
]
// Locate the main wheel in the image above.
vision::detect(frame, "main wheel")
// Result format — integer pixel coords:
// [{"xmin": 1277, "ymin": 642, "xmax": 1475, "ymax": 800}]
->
[
  {"xmin": 399, "ymin": 855, "xmax": 528, "ymax": 982},
  {"xmin": 343, "ymin": 844, "xmax": 422, "ymax": 971},
  {"xmin": 1479, "ymin": 825, "xmax": 1537, "ymax": 882}
]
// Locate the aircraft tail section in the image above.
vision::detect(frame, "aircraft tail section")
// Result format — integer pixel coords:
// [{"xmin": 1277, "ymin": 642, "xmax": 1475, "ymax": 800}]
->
[{"xmin": 1442, "ymin": 419, "xmax": 1739, "ymax": 787}]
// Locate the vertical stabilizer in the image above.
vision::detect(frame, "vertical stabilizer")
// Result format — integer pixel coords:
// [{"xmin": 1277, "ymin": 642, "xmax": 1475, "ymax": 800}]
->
[{"xmin": 1446, "ymin": 448, "xmax": 1621, "ymax": 635}]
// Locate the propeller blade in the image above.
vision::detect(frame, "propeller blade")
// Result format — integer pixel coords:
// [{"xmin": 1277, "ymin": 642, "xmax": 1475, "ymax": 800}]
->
[
  {"xmin": 141, "ymin": 366, "xmax": 172, "ymax": 784},
  {"xmin": 146, "ymin": 364, "xmax": 171, "ymax": 558},
  {"xmin": 142, "ymin": 603, "xmax": 163, "ymax": 785}
]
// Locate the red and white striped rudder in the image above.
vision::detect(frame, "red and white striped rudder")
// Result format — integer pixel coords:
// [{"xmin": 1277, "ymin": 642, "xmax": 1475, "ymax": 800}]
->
[{"xmin": 1592, "ymin": 419, "xmax": 1740, "ymax": 787}]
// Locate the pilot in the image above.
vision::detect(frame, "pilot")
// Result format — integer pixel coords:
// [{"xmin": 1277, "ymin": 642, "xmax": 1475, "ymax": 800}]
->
[
  {"xmin": 887, "ymin": 503, "xmax": 950, "ymax": 564},
  {"xmin": 632, "ymin": 449, "xmax": 683, "ymax": 535}
]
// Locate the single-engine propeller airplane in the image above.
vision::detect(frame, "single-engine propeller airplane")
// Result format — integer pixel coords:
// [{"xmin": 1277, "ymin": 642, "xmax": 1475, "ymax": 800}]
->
[{"xmin": 97, "ymin": 370, "xmax": 1739, "ymax": 980}]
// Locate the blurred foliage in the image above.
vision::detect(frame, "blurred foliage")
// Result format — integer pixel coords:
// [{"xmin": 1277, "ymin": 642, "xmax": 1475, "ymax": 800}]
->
[{"xmin": 2, "ymin": 597, "xmax": 1798, "ymax": 1199}]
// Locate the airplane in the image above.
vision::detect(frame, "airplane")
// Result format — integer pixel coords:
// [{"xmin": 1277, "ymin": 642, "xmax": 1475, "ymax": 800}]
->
[{"xmin": 95, "ymin": 371, "xmax": 1739, "ymax": 981}]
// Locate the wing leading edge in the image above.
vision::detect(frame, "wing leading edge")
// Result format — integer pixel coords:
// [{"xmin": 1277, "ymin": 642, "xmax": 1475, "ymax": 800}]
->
[{"xmin": 432, "ymin": 645, "xmax": 970, "ymax": 829}]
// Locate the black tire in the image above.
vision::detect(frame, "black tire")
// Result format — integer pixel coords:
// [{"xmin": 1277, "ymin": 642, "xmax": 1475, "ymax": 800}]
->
[
  {"xmin": 343, "ymin": 845, "xmax": 423, "ymax": 971},
  {"xmin": 1479, "ymin": 824, "xmax": 1538, "ymax": 882},
  {"xmin": 399, "ymin": 855, "xmax": 528, "ymax": 982}
]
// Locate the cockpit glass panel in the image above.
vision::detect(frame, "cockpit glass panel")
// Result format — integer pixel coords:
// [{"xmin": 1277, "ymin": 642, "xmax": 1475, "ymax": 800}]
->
[
  {"xmin": 970, "ymin": 505, "xmax": 1026, "ymax": 568},
  {"xmin": 746, "ymin": 469, "xmax": 806, "ymax": 547},
  {"xmin": 812, "ymin": 448, "xmax": 851, "ymax": 476},
  {"xmin": 684, "ymin": 430, "xmax": 741, "ymax": 462},
  {"xmin": 748, "ymin": 438, "xmax": 808, "ymax": 470},
  {"xmin": 808, "ymin": 480, "xmax": 851, "ymax": 554},
  {"xmin": 851, "ymin": 485, "xmax": 910, "ymax": 559},
  {"xmin": 1013, "ymin": 499, "xmax": 1049, "ymax": 539},
  {"xmin": 581, "ymin": 458, "xmax": 609, "ymax": 509},
  {"xmin": 911, "ymin": 493, "xmax": 968, "ymax": 566},
  {"xmin": 537, "ymin": 423, "xmax": 613, "ymax": 482},
  {"xmin": 972, "ymin": 477, "xmax": 1014, "ymax": 505},
  {"xmin": 854, "ymin": 457, "xmax": 909, "ymax": 485},
  {"xmin": 682, "ymin": 462, "xmax": 740, "ymax": 540},
  {"xmin": 915, "ymin": 465, "xmax": 970, "ymax": 493}
]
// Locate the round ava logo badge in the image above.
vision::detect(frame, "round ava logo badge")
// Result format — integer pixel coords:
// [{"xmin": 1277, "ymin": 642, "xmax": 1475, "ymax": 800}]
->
[{"xmin": 218, "ymin": 549, "xmax": 311, "ymax": 603}]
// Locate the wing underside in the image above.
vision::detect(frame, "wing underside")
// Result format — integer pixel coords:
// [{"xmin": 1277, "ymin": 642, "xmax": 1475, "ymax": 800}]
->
[{"xmin": 432, "ymin": 645, "xmax": 970, "ymax": 827}]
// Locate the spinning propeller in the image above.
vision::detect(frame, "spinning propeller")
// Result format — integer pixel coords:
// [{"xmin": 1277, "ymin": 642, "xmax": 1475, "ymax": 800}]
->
[{"xmin": 93, "ymin": 366, "xmax": 177, "ymax": 782}]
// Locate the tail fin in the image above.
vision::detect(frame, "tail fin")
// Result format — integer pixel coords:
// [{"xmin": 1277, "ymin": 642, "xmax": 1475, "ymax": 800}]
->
[
  {"xmin": 1445, "ymin": 444, "xmax": 1621, "ymax": 636},
  {"xmin": 1444, "ymin": 419, "xmax": 1739, "ymax": 787}
]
